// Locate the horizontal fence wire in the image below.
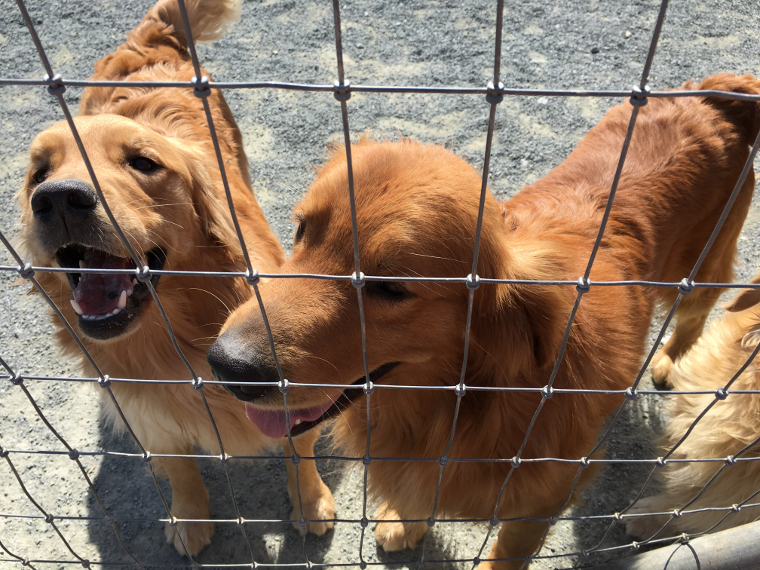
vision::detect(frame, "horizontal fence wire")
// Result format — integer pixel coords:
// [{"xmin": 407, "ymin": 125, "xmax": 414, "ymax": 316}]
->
[{"xmin": 3, "ymin": 0, "xmax": 760, "ymax": 568}]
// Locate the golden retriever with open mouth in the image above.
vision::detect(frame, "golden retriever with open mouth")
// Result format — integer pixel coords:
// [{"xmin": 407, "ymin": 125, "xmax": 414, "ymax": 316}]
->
[
  {"xmin": 626, "ymin": 275, "xmax": 760, "ymax": 540},
  {"xmin": 209, "ymin": 74, "xmax": 760, "ymax": 569},
  {"xmin": 18, "ymin": 0, "xmax": 334, "ymax": 556}
]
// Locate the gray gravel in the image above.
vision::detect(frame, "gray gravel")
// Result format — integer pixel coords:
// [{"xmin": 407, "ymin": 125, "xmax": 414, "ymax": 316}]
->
[{"xmin": 2, "ymin": 0, "xmax": 760, "ymax": 569}]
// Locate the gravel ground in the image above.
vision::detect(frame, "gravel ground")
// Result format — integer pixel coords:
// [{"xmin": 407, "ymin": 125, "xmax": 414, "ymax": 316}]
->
[{"xmin": 2, "ymin": 0, "xmax": 760, "ymax": 568}]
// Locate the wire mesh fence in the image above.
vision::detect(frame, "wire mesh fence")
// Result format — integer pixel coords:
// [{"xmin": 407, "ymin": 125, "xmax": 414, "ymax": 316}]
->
[{"xmin": 2, "ymin": 0, "xmax": 760, "ymax": 568}]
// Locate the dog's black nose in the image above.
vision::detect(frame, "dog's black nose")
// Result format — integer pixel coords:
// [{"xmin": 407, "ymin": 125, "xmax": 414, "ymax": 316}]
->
[
  {"xmin": 207, "ymin": 336, "xmax": 275, "ymax": 401},
  {"xmin": 31, "ymin": 179, "xmax": 98, "ymax": 221}
]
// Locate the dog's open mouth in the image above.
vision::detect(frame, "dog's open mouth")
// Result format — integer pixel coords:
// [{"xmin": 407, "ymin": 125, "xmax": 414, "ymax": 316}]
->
[
  {"xmin": 55, "ymin": 244, "xmax": 166, "ymax": 340},
  {"xmin": 244, "ymin": 362, "xmax": 401, "ymax": 438}
]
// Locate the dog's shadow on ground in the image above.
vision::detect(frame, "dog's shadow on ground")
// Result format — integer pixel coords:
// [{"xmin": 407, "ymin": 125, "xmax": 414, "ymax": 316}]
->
[{"xmin": 85, "ymin": 418, "xmax": 348, "ymax": 567}]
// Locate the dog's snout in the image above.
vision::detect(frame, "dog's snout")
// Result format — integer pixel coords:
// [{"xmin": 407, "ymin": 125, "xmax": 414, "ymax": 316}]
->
[
  {"xmin": 207, "ymin": 335, "xmax": 276, "ymax": 402},
  {"xmin": 32, "ymin": 179, "xmax": 98, "ymax": 221}
]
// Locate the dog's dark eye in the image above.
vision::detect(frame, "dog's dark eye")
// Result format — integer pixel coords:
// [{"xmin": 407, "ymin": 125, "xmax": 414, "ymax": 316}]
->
[
  {"xmin": 129, "ymin": 157, "xmax": 159, "ymax": 172},
  {"xmin": 366, "ymin": 280, "xmax": 409, "ymax": 300},
  {"xmin": 32, "ymin": 167, "xmax": 49, "ymax": 184}
]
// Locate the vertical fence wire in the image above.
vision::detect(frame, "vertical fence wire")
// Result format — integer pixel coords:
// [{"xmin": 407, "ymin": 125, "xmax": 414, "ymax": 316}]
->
[{"xmin": 330, "ymin": 1, "xmax": 375, "ymax": 566}]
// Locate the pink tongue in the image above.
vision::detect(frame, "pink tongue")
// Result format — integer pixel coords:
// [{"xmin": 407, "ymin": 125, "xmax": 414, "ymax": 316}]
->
[
  {"xmin": 73, "ymin": 251, "xmax": 133, "ymax": 315},
  {"xmin": 245, "ymin": 397, "xmax": 341, "ymax": 438}
]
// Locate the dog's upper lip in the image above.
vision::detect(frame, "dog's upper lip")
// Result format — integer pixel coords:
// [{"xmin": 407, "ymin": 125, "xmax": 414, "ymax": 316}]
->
[{"xmin": 241, "ymin": 362, "xmax": 402, "ymax": 438}]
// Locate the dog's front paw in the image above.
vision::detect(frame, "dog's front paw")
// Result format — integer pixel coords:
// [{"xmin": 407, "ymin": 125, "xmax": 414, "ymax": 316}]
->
[
  {"xmin": 165, "ymin": 519, "xmax": 214, "ymax": 557},
  {"xmin": 650, "ymin": 350, "xmax": 675, "ymax": 387},
  {"xmin": 374, "ymin": 503, "xmax": 428, "ymax": 551},
  {"xmin": 291, "ymin": 481, "xmax": 336, "ymax": 535}
]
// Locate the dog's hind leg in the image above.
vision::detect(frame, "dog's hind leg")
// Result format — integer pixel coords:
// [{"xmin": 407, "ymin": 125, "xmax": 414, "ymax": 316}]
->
[
  {"xmin": 651, "ymin": 288, "xmax": 723, "ymax": 387},
  {"xmin": 282, "ymin": 428, "xmax": 336, "ymax": 535},
  {"xmin": 155, "ymin": 452, "xmax": 214, "ymax": 556}
]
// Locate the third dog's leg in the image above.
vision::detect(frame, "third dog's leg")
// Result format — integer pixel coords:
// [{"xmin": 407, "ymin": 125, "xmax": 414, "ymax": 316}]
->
[
  {"xmin": 282, "ymin": 428, "xmax": 336, "ymax": 535},
  {"xmin": 374, "ymin": 502, "xmax": 429, "ymax": 552}
]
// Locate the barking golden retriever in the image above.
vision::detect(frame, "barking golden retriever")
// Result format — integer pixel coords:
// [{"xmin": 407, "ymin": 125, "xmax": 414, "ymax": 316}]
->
[
  {"xmin": 209, "ymin": 74, "xmax": 760, "ymax": 569},
  {"xmin": 18, "ymin": 0, "xmax": 334, "ymax": 556},
  {"xmin": 626, "ymin": 276, "xmax": 760, "ymax": 540}
]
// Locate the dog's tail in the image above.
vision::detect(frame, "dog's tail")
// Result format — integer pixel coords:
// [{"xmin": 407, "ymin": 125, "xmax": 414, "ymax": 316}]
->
[
  {"xmin": 112, "ymin": 0, "xmax": 240, "ymax": 67},
  {"xmin": 695, "ymin": 74, "xmax": 760, "ymax": 145}
]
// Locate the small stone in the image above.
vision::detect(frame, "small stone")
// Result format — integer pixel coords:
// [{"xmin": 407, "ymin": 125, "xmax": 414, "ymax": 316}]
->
[
  {"xmin": 625, "ymin": 30, "xmax": 632, "ymax": 38},
  {"xmin": 272, "ymin": 50, "xmax": 278, "ymax": 55},
  {"xmin": 591, "ymin": 46, "xmax": 600, "ymax": 54}
]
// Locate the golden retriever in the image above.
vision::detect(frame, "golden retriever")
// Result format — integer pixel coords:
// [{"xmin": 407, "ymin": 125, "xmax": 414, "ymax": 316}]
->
[
  {"xmin": 626, "ymin": 276, "xmax": 760, "ymax": 540},
  {"xmin": 18, "ymin": 0, "xmax": 334, "ymax": 556},
  {"xmin": 209, "ymin": 74, "xmax": 760, "ymax": 569}
]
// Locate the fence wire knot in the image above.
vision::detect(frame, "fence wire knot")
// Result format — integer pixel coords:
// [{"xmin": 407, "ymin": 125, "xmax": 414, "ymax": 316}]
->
[
  {"xmin": 0, "ymin": 447, "xmax": 8, "ymax": 458},
  {"xmin": 17, "ymin": 262, "xmax": 34, "ymax": 280},
  {"xmin": 169, "ymin": 516, "xmax": 177, "ymax": 527},
  {"xmin": 219, "ymin": 452, "xmax": 228, "ymax": 464},
  {"xmin": 81, "ymin": 560, "xmax": 91, "ymax": 569},
  {"xmin": 580, "ymin": 457, "xmax": 590, "ymax": 468},
  {"xmin": 44, "ymin": 73, "xmax": 66, "ymax": 96},
  {"xmin": 656, "ymin": 456, "xmax": 666, "ymax": 468},
  {"xmin": 237, "ymin": 516, "xmax": 245, "ymax": 526},
  {"xmin": 136, "ymin": 265, "xmax": 152, "ymax": 283},
  {"xmin": 359, "ymin": 563, "xmax": 367, "ymax": 570},
  {"xmin": 439, "ymin": 455, "xmax": 448, "ymax": 467},
  {"xmin": 541, "ymin": 385, "xmax": 553, "ymax": 399},
  {"xmin": 142, "ymin": 451, "xmax": 151, "ymax": 463},
  {"xmin": 576, "ymin": 276, "xmax": 590, "ymax": 294},
  {"xmin": 360, "ymin": 516, "xmax": 368, "ymax": 528},
  {"xmin": 613, "ymin": 512, "xmax": 622, "ymax": 521},
  {"xmin": 191, "ymin": 376, "xmax": 204, "ymax": 390},
  {"xmin": 486, "ymin": 80, "xmax": 504, "ymax": 104},
  {"xmin": 44, "ymin": 513, "xmax": 54, "ymax": 524},
  {"xmin": 246, "ymin": 268, "xmax": 260, "ymax": 285},
  {"xmin": 291, "ymin": 454, "xmax": 300, "ymax": 465},
  {"xmin": 362, "ymin": 454, "xmax": 371, "ymax": 466},
  {"xmin": 11, "ymin": 371, "xmax": 23, "ymax": 386},
  {"xmin": 454, "ymin": 382, "xmax": 466, "ymax": 397},
  {"xmin": 334, "ymin": 79, "xmax": 351, "ymax": 102},
  {"xmin": 279, "ymin": 378, "xmax": 290, "ymax": 393},
  {"xmin": 732, "ymin": 504, "xmax": 741, "ymax": 512},
  {"xmin": 466, "ymin": 273, "xmax": 480, "ymax": 290},
  {"xmin": 629, "ymin": 84, "xmax": 650, "ymax": 107},
  {"xmin": 672, "ymin": 508, "xmax": 682, "ymax": 519},
  {"xmin": 352, "ymin": 271, "xmax": 365, "ymax": 288},
  {"xmin": 624, "ymin": 387, "xmax": 638, "ymax": 400},
  {"xmin": 363, "ymin": 380, "xmax": 374, "ymax": 395},
  {"xmin": 98, "ymin": 374, "xmax": 111, "ymax": 388},
  {"xmin": 511, "ymin": 456, "xmax": 521, "ymax": 468},
  {"xmin": 191, "ymin": 75, "xmax": 211, "ymax": 98},
  {"xmin": 631, "ymin": 541, "xmax": 640, "ymax": 550},
  {"xmin": 715, "ymin": 387, "xmax": 728, "ymax": 400},
  {"xmin": 725, "ymin": 455, "xmax": 736, "ymax": 466},
  {"xmin": 490, "ymin": 516, "xmax": 499, "ymax": 526},
  {"xmin": 679, "ymin": 533, "xmax": 689, "ymax": 544},
  {"xmin": 68, "ymin": 449, "xmax": 80, "ymax": 461},
  {"xmin": 678, "ymin": 278, "xmax": 694, "ymax": 295},
  {"xmin": 427, "ymin": 516, "xmax": 435, "ymax": 527},
  {"xmin": 299, "ymin": 517, "xmax": 306, "ymax": 528},
  {"xmin": 549, "ymin": 516, "xmax": 558, "ymax": 526}
]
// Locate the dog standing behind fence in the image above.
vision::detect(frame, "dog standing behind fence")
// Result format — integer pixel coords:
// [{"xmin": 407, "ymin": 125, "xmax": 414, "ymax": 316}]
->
[
  {"xmin": 209, "ymin": 74, "xmax": 760, "ymax": 569},
  {"xmin": 626, "ymin": 276, "xmax": 760, "ymax": 540},
  {"xmin": 17, "ymin": 0, "xmax": 334, "ymax": 556}
]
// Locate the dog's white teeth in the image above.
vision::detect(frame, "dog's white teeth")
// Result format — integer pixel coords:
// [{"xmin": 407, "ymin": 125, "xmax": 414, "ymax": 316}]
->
[
  {"xmin": 70, "ymin": 300, "xmax": 84, "ymax": 315},
  {"xmin": 118, "ymin": 290, "xmax": 127, "ymax": 309},
  {"xmin": 294, "ymin": 419, "xmax": 302, "ymax": 425},
  {"xmin": 78, "ymin": 260, "xmax": 86, "ymax": 269}
]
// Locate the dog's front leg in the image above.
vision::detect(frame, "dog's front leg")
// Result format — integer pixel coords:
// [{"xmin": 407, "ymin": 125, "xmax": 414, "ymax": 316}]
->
[
  {"xmin": 478, "ymin": 516, "xmax": 550, "ymax": 570},
  {"xmin": 281, "ymin": 428, "xmax": 336, "ymax": 535},
  {"xmin": 155, "ymin": 452, "xmax": 213, "ymax": 556},
  {"xmin": 374, "ymin": 501, "xmax": 429, "ymax": 552}
]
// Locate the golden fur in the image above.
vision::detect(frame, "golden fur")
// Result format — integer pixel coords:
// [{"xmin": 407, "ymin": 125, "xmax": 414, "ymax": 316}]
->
[
  {"xmin": 626, "ymin": 276, "xmax": 760, "ymax": 539},
  {"xmin": 17, "ymin": 0, "xmax": 334, "ymax": 556},
  {"xmin": 213, "ymin": 74, "xmax": 760, "ymax": 569}
]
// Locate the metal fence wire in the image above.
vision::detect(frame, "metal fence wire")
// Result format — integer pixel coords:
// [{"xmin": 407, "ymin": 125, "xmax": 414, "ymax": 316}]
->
[{"xmin": 2, "ymin": 0, "xmax": 760, "ymax": 568}]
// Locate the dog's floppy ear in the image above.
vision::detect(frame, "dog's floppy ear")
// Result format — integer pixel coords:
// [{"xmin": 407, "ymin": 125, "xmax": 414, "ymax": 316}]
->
[
  {"xmin": 180, "ymin": 146, "xmax": 245, "ymax": 256},
  {"xmin": 723, "ymin": 274, "xmax": 760, "ymax": 313}
]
